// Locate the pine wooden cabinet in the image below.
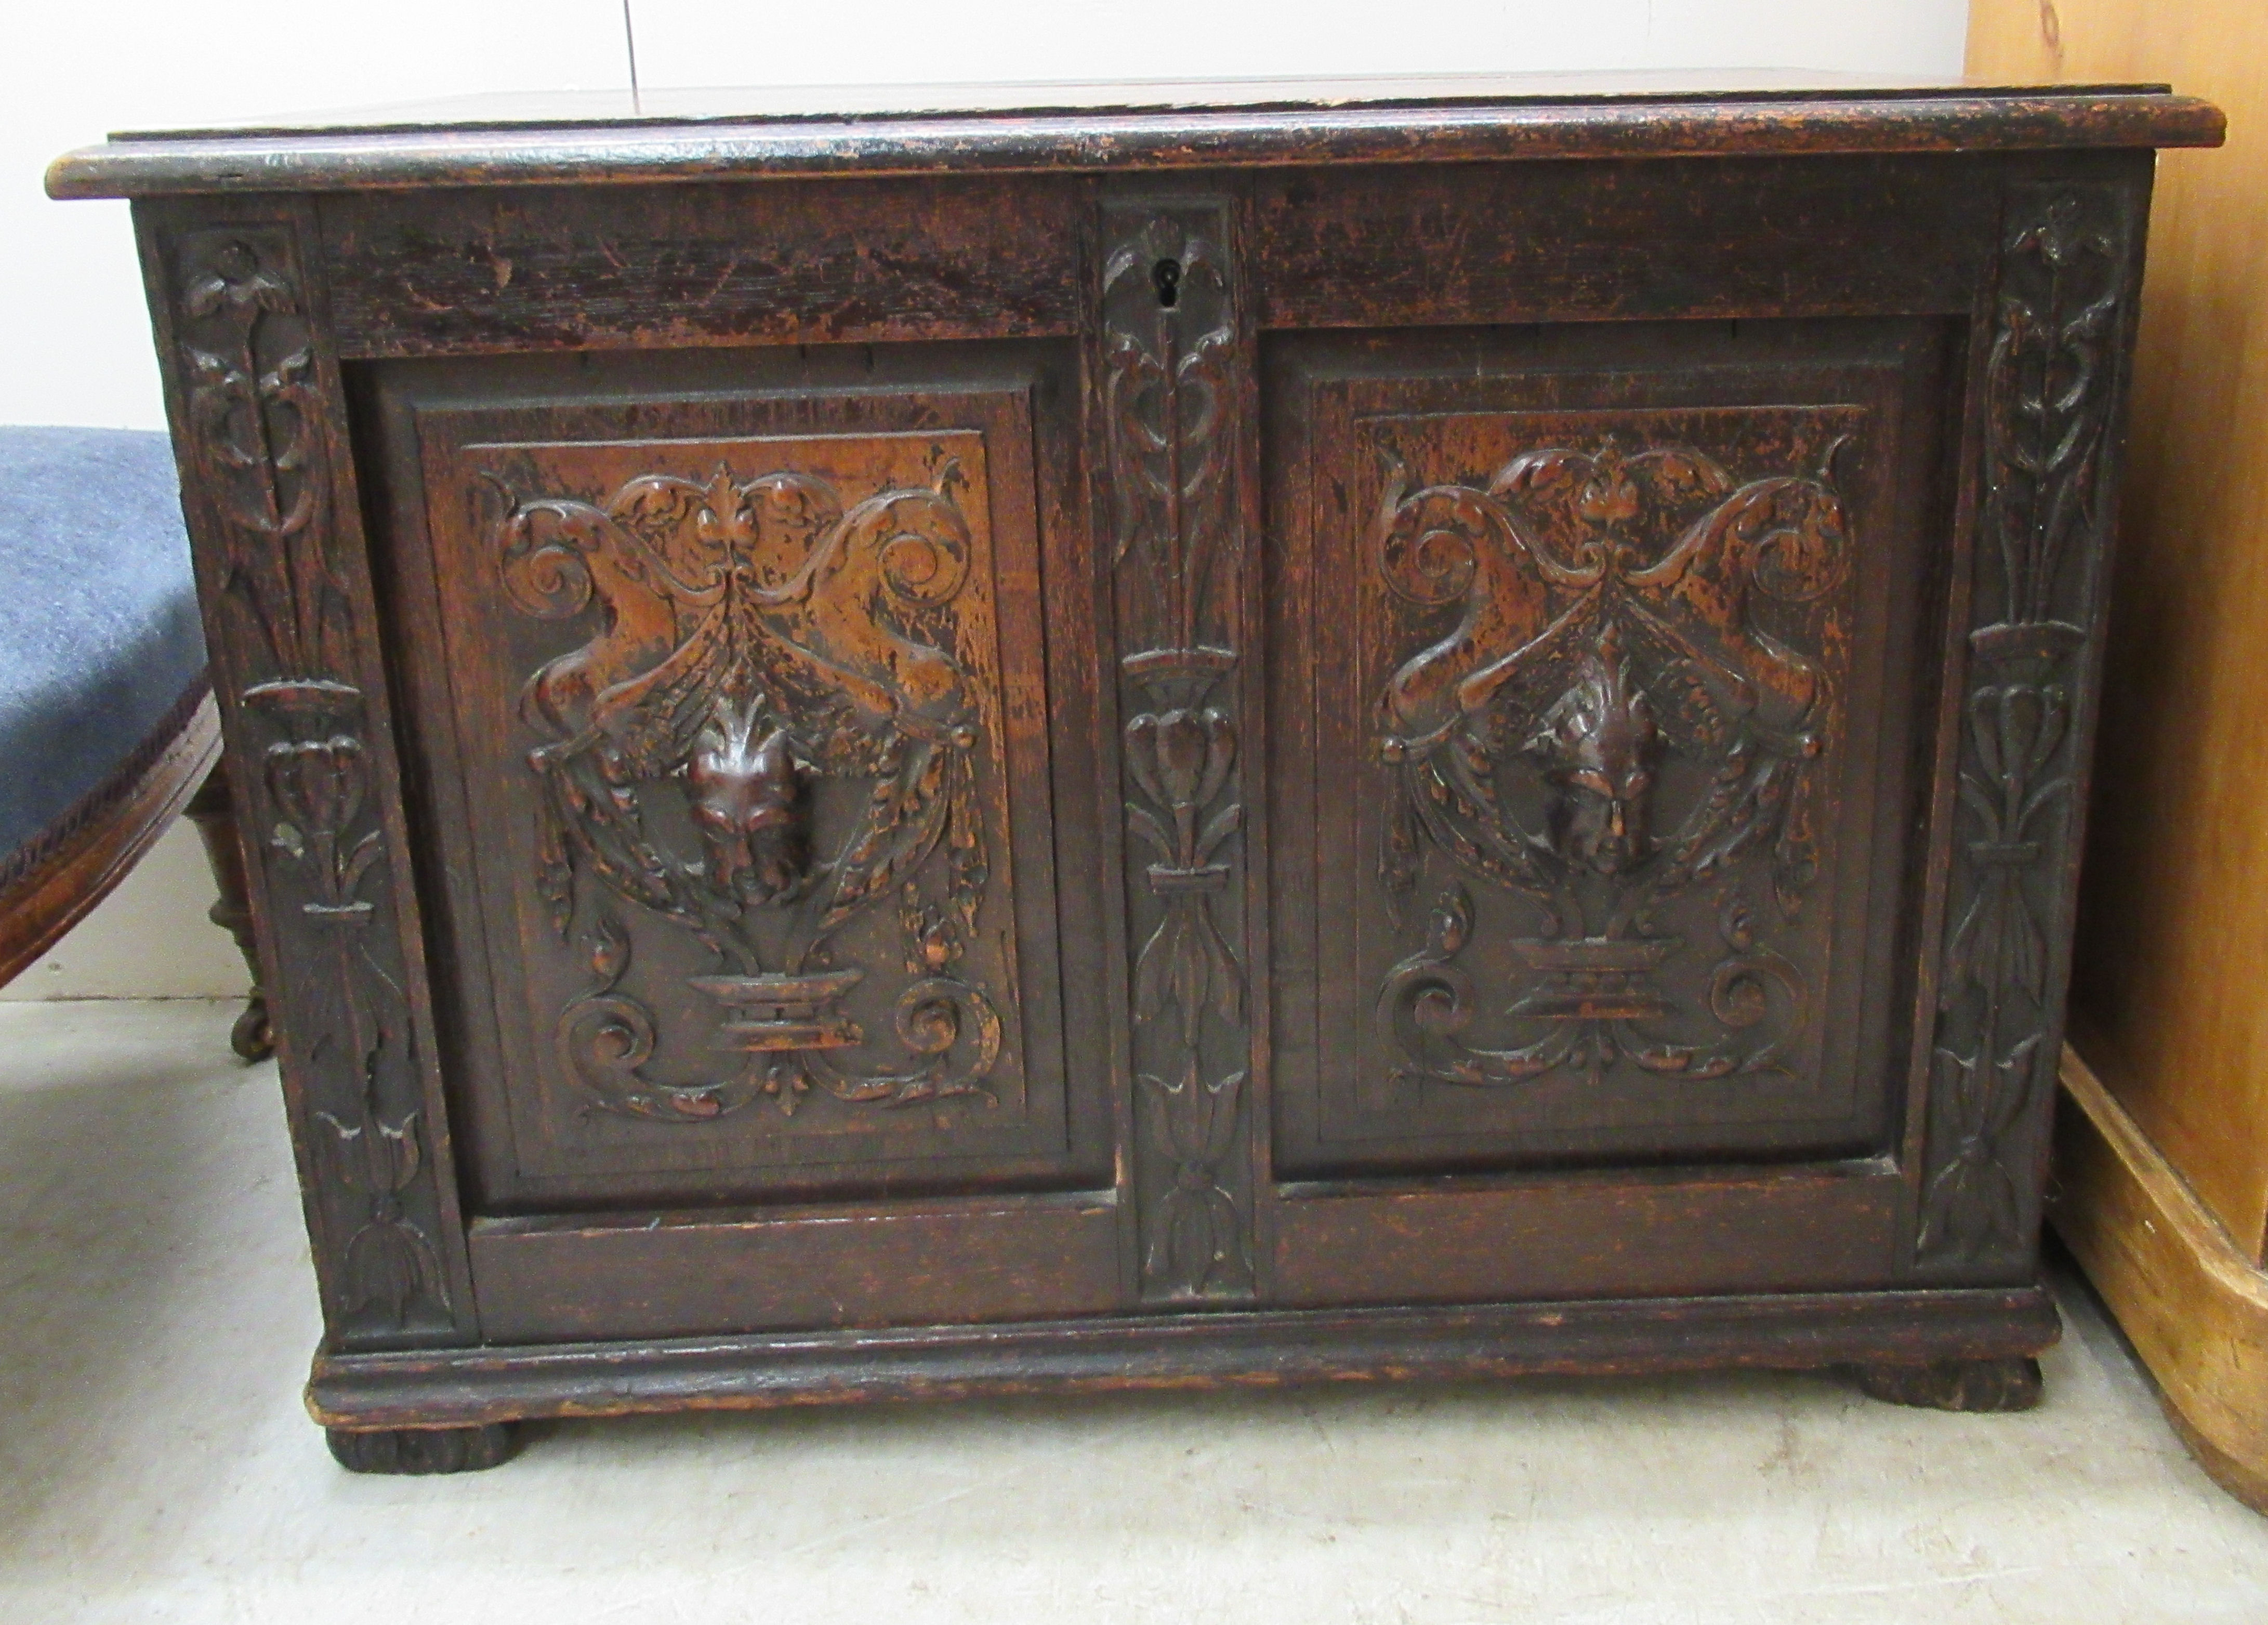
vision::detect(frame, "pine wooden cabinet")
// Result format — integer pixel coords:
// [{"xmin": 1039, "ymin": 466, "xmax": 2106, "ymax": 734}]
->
[{"xmin": 49, "ymin": 77, "xmax": 2220, "ymax": 1472}]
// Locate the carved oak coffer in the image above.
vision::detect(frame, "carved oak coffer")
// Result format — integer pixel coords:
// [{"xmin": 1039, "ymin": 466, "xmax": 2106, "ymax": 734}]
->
[{"xmin": 48, "ymin": 76, "xmax": 2222, "ymax": 1469}]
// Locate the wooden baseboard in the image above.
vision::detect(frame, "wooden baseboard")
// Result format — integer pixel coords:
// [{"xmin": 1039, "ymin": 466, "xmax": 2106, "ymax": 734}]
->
[
  {"xmin": 304, "ymin": 1285, "xmax": 2059, "ymax": 1430},
  {"xmin": 2054, "ymin": 1046, "xmax": 2268, "ymax": 1514}
]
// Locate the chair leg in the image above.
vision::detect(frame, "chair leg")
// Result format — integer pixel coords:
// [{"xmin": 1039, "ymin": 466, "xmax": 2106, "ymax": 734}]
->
[{"xmin": 184, "ymin": 762, "xmax": 273, "ymax": 1062}]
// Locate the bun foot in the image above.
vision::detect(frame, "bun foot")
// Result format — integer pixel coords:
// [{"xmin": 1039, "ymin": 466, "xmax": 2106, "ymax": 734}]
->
[
  {"xmin": 326, "ymin": 1423, "xmax": 518, "ymax": 1474},
  {"xmin": 1853, "ymin": 1356, "xmax": 2043, "ymax": 1412}
]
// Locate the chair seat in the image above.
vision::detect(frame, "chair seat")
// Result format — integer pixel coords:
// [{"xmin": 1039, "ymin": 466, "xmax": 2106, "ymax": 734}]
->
[{"xmin": 0, "ymin": 427, "xmax": 206, "ymax": 869}]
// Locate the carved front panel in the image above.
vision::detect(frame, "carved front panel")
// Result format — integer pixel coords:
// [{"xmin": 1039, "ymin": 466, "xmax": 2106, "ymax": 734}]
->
[
  {"xmin": 1275, "ymin": 327, "xmax": 1951, "ymax": 1176},
  {"xmin": 408, "ymin": 387, "xmax": 1080, "ymax": 1201},
  {"xmin": 1367, "ymin": 408, "xmax": 1858, "ymax": 1112},
  {"xmin": 493, "ymin": 437, "xmax": 1014, "ymax": 1126}
]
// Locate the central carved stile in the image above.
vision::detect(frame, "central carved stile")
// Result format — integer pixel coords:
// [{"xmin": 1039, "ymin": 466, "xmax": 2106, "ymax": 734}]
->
[
  {"xmin": 487, "ymin": 456, "xmax": 1003, "ymax": 1122},
  {"xmin": 1373, "ymin": 431, "xmax": 1855, "ymax": 1090},
  {"xmin": 1100, "ymin": 203, "xmax": 1257, "ymax": 1300}
]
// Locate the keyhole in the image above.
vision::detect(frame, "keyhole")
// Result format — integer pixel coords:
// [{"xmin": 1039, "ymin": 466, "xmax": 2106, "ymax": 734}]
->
[{"xmin": 1153, "ymin": 257, "xmax": 1182, "ymax": 309}]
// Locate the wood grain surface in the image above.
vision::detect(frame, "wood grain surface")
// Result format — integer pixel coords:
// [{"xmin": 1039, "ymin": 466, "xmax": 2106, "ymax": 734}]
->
[{"xmin": 2052, "ymin": 1046, "xmax": 2268, "ymax": 1511}]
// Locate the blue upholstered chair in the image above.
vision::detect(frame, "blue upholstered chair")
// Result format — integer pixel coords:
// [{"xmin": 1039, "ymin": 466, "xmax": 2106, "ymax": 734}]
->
[{"xmin": 0, "ymin": 426, "xmax": 267, "ymax": 1053}]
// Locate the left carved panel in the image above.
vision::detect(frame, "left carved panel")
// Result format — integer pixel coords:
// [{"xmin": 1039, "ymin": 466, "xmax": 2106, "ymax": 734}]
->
[
  {"xmin": 395, "ymin": 375, "xmax": 1085, "ymax": 1207},
  {"xmin": 492, "ymin": 449, "xmax": 1008, "ymax": 1126},
  {"xmin": 153, "ymin": 216, "xmax": 466, "ymax": 1346}
]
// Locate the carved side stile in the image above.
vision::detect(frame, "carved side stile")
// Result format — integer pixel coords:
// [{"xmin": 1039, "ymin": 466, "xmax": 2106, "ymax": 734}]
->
[
  {"xmin": 1915, "ymin": 181, "xmax": 2141, "ymax": 1268},
  {"xmin": 1095, "ymin": 199, "xmax": 1258, "ymax": 1301},
  {"xmin": 155, "ymin": 216, "xmax": 464, "ymax": 1345}
]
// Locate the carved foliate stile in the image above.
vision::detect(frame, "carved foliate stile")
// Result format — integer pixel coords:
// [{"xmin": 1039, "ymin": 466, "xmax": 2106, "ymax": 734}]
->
[
  {"xmin": 1915, "ymin": 181, "xmax": 2141, "ymax": 1269},
  {"xmin": 157, "ymin": 217, "xmax": 463, "ymax": 1345},
  {"xmin": 1096, "ymin": 200, "xmax": 1258, "ymax": 1300}
]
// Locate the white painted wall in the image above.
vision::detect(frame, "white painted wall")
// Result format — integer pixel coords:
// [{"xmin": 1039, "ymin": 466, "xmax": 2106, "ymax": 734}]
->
[{"xmin": 1, "ymin": 0, "xmax": 1967, "ymax": 998}]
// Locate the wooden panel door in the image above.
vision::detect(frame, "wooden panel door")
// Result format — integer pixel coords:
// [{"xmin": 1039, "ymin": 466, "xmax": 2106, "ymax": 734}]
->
[
  {"xmin": 362, "ymin": 344, "xmax": 1124, "ymax": 1336},
  {"xmin": 1264, "ymin": 317, "xmax": 1961, "ymax": 1303}
]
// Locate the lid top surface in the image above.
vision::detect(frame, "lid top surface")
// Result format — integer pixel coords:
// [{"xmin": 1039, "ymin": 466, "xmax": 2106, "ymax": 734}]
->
[
  {"xmin": 106, "ymin": 69, "xmax": 2173, "ymax": 141},
  {"xmin": 47, "ymin": 71, "xmax": 2219, "ymax": 200}
]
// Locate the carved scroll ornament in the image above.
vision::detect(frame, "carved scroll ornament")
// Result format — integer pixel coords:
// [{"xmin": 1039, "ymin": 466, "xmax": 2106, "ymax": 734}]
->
[{"xmin": 489, "ymin": 458, "xmax": 1003, "ymax": 1122}]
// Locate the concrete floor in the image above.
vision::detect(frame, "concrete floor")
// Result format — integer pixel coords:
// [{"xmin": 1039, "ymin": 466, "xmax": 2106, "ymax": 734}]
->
[{"xmin": 3, "ymin": 1000, "xmax": 2266, "ymax": 1623}]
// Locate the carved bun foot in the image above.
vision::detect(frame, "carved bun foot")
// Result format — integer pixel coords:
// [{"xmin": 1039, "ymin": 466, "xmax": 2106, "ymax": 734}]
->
[
  {"xmin": 1853, "ymin": 1356, "xmax": 2043, "ymax": 1412},
  {"xmin": 229, "ymin": 991, "xmax": 273, "ymax": 1062},
  {"xmin": 326, "ymin": 1423, "xmax": 518, "ymax": 1475}
]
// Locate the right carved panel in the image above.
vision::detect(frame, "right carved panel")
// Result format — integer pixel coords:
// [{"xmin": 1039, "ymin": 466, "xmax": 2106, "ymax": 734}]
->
[
  {"xmin": 1273, "ymin": 324, "xmax": 1954, "ymax": 1177},
  {"xmin": 1369, "ymin": 410, "xmax": 1857, "ymax": 1092}
]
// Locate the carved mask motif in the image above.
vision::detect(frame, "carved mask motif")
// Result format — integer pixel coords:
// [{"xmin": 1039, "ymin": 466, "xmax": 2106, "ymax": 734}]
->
[
  {"xmin": 685, "ymin": 704, "xmax": 807, "ymax": 906},
  {"xmin": 1526, "ymin": 633, "xmax": 1658, "ymax": 876}
]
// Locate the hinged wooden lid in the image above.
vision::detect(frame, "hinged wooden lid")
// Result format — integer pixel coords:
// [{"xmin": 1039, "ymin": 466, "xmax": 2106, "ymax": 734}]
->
[{"xmin": 47, "ymin": 72, "xmax": 2224, "ymax": 199}]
